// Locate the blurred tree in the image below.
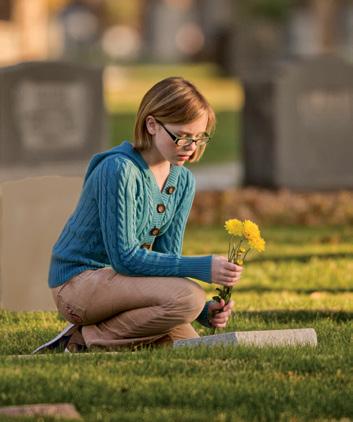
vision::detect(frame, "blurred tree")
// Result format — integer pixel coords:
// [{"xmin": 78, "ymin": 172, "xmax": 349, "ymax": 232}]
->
[
  {"xmin": 103, "ymin": 0, "xmax": 141, "ymax": 27},
  {"xmin": 238, "ymin": 0, "xmax": 293, "ymax": 22},
  {"xmin": 311, "ymin": 0, "xmax": 341, "ymax": 54}
]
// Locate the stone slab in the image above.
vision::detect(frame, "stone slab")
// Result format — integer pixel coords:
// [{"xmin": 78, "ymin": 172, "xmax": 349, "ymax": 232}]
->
[
  {"xmin": 0, "ymin": 403, "xmax": 82, "ymax": 420},
  {"xmin": 173, "ymin": 328, "xmax": 317, "ymax": 348},
  {"xmin": 243, "ymin": 55, "xmax": 353, "ymax": 189},
  {"xmin": 0, "ymin": 161, "xmax": 87, "ymax": 183},
  {"xmin": 0, "ymin": 176, "xmax": 82, "ymax": 311},
  {"xmin": 0, "ymin": 61, "xmax": 106, "ymax": 167},
  {"xmin": 191, "ymin": 162, "xmax": 243, "ymax": 191}
]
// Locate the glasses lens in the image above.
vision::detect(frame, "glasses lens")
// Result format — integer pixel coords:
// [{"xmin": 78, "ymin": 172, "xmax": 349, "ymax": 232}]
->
[
  {"xmin": 177, "ymin": 136, "xmax": 210, "ymax": 147},
  {"xmin": 195, "ymin": 137, "xmax": 210, "ymax": 146},
  {"xmin": 177, "ymin": 138, "xmax": 193, "ymax": 147}
]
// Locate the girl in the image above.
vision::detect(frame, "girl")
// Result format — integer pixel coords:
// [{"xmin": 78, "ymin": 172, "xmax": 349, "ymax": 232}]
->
[{"xmin": 33, "ymin": 77, "xmax": 242, "ymax": 353}]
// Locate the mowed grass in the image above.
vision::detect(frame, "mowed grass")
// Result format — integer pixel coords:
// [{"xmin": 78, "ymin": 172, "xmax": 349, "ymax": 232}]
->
[{"xmin": 1, "ymin": 225, "xmax": 353, "ymax": 421}]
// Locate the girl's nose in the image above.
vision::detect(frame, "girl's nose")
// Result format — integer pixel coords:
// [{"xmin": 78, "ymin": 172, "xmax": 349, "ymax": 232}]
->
[{"xmin": 183, "ymin": 141, "xmax": 197, "ymax": 152}]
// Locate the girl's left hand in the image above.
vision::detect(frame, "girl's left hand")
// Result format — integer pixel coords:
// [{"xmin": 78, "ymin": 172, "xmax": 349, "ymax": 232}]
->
[{"xmin": 207, "ymin": 299, "xmax": 234, "ymax": 328}]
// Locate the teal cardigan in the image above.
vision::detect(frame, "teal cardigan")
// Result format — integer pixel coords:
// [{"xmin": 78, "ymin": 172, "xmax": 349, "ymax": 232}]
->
[{"xmin": 48, "ymin": 141, "xmax": 212, "ymax": 327}]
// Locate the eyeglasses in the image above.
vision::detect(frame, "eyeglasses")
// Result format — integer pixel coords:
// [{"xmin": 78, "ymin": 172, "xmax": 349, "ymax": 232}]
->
[{"xmin": 155, "ymin": 119, "xmax": 211, "ymax": 147}]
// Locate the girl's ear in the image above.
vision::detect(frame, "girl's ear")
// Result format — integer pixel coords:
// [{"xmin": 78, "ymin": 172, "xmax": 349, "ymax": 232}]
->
[{"xmin": 146, "ymin": 115, "xmax": 157, "ymax": 135}]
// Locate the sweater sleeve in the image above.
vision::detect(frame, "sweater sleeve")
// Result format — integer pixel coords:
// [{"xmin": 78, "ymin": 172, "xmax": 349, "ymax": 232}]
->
[
  {"xmin": 153, "ymin": 169, "xmax": 194, "ymax": 256},
  {"xmin": 94, "ymin": 157, "xmax": 212, "ymax": 282},
  {"xmin": 196, "ymin": 301, "xmax": 213, "ymax": 328}
]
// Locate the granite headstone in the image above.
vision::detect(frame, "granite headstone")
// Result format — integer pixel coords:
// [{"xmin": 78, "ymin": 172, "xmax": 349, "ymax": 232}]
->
[
  {"xmin": 0, "ymin": 176, "xmax": 82, "ymax": 311},
  {"xmin": 243, "ymin": 55, "xmax": 353, "ymax": 189},
  {"xmin": 0, "ymin": 61, "xmax": 106, "ymax": 172}
]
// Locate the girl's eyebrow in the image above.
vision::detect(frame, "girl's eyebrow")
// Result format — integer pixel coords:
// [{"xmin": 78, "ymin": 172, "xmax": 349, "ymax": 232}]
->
[
  {"xmin": 176, "ymin": 130, "xmax": 206, "ymax": 137},
  {"xmin": 176, "ymin": 131, "xmax": 192, "ymax": 136}
]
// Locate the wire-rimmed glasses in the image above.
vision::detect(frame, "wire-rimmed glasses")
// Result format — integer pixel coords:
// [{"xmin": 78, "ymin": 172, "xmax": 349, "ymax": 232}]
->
[{"xmin": 155, "ymin": 119, "xmax": 211, "ymax": 147}]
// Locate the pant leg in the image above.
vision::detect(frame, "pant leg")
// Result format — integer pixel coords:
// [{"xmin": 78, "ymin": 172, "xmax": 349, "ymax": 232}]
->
[{"xmin": 51, "ymin": 267, "xmax": 206, "ymax": 350}]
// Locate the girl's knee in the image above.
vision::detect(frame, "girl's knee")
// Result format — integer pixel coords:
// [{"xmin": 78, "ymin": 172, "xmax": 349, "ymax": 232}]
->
[{"xmin": 169, "ymin": 278, "xmax": 206, "ymax": 322}]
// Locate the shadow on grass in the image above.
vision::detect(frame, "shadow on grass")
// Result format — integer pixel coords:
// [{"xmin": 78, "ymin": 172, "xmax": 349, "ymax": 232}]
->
[
  {"xmin": 254, "ymin": 252, "xmax": 353, "ymax": 264},
  {"xmin": 236, "ymin": 286, "xmax": 353, "ymax": 294},
  {"xmin": 237, "ymin": 309, "xmax": 353, "ymax": 323}
]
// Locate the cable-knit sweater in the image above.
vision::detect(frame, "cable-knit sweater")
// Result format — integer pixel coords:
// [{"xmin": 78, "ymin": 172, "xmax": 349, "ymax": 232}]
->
[{"xmin": 48, "ymin": 141, "xmax": 213, "ymax": 326}]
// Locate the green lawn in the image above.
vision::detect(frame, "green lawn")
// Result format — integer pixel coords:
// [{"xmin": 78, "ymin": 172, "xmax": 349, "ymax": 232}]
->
[{"xmin": 1, "ymin": 225, "xmax": 352, "ymax": 421}]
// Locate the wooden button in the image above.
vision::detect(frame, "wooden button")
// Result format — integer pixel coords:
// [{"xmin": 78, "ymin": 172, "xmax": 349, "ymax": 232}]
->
[
  {"xmin": 141, "ymin": 243, "xmax": 151, "ymax": 249},
  {"xmin": 157, "ymin": 204, "xmax": 166, "ymax": 213},
  {"xmin": 150, "ymin": 227, "xmax": 160, "ymax": 236},
  {"xmin": 166, "ymin": 186, "xmax": 175, "ymax": 195}
]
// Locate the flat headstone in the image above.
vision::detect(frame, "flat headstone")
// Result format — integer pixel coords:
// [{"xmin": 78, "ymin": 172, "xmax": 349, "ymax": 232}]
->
[
  {"xmin": 173, "ymin": 328, "xmax": 317, "ymax": 348},
  {"xmin": 0, "ymin": 403, "xmax": 82, "ymax": 420},
  {"xmin": 0, "ymin": 176, "xmax": 82, "ymax": 311}
]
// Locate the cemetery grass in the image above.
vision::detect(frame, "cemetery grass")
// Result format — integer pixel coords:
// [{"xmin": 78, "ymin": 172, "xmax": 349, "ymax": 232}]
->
[{"xmin": 1, "ymin": 226, "xmax": 352, "ymax": 421}]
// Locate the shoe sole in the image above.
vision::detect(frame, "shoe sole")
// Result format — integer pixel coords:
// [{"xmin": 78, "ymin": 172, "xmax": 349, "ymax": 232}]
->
[{"xmin": 31, "ymin": 323, "xmax": 77, "ymax": 354}]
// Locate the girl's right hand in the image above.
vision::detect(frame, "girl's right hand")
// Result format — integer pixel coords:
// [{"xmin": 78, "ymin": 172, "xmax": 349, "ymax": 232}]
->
[{"xmin": 211, "ymin": 255, "xmax": 243, "ymax": 287}]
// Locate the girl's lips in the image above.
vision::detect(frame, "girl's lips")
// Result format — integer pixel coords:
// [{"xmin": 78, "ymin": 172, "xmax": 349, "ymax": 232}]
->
[{"xmin": 178, "ymin": 155, "xmax": 190, "ymax": 160}]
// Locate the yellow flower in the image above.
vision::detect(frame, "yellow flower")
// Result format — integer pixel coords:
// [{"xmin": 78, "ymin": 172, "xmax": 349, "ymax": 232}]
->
[
  {"xmin": 243, "ymin": 220, "xmax": 261, "ymax": 241},
  {"xmin": 248, "ymin": 236, "xmax": 266, "ymax": 252},
  {"xmin": 224, "ymin": 219, "xmax": 243, "ymax": 237}
]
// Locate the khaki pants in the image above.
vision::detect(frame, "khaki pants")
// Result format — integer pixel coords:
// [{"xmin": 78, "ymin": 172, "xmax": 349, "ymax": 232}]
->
[{"xmin": 51, "ymin": 267, "xmax": 206, "ymax": 350}]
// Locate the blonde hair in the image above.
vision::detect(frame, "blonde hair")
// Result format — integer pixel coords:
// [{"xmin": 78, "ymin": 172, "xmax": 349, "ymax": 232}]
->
[{"xmin": 133, "ymin": 77, "xmax": 216, "ymax": 163}]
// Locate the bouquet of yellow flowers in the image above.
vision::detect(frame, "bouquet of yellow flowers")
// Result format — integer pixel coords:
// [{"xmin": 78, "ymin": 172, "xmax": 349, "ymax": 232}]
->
[{"xmin": 211, "ymin": 219, "xmax": 265, "ymax": 332}]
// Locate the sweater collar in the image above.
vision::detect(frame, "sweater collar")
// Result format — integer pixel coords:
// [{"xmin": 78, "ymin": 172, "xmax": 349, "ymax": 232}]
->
[
  {"xmin": 116, "ymin": 141, "xmax": 149, "ymax": 170},
  {"xmin": 84, "ymin": 141, "xmax": 183, "ymax": 188},
  {"xmin": 118, "ymin": 141, "xmax": 182, "ymax": 181},
  {"xmin": 119, "ymin": 142, "xmax": 185, "ymax": 199}
]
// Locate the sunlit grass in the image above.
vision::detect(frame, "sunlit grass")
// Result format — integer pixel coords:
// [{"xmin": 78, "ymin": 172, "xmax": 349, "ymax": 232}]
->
[
  {"xmin": 0, "ymin": 225, "xmax": 352, "ymax": 421},
  {"xmin": 104, "ymin": 63, "xmax": 243, "ymax": 113}
]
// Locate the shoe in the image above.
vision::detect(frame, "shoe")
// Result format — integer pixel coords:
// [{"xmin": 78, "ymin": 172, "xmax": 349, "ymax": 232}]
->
[
  {"xmin": 63, "ymin": 330, "xmax": 87, "ymax": 353},
  {"xmin": 32, "ymin": 323, "xmax": 78, "ymax": 354}
]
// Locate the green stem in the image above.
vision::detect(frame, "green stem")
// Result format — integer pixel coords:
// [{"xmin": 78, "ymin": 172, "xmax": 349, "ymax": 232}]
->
[{"xmin": 243, "ymin": 248, "xmax": 251, "ymax": 261}]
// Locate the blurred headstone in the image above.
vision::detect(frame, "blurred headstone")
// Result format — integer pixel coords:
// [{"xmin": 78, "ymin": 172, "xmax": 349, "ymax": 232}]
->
[
  {"xmin": 243, "ymin": 55, "xmax": 353, "ymax": 189},
  {"xmin": 0, "ymin": 61, "xmax": 106, "ymax": 180},
  {"xmin": 0, "ymin": 176, "xmax": 82, "ymax": 311},
  {"xmin": 142, "ymin": 0, "xmax": 197, "ymax": 61}
]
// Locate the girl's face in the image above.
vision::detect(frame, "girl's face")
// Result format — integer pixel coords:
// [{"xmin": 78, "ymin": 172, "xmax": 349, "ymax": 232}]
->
[{"xmin": 146, "ymin": 113, "xmax": 209, "ymax": 166}]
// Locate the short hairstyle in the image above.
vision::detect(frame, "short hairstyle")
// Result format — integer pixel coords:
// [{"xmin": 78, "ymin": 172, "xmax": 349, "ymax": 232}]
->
[{"xmin": 133, "ymin": 77, "xmax": 216, "ymax": 163}]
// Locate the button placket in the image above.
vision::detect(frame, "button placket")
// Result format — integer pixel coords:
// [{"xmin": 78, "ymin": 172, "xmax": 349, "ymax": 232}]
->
[
  {"xmin": 150, "ymin": 227, "xmax": 160, "ymax": 236},
  {"xmin": 157, "ymin": 203, "xmax": 166, "ymax": 213},
  {"xmin": 165, "ymin": 186, "xmax": 176, "ymax": 195},
  {"xmin": 146, "ymin": 165, "xmax": 180, "ymax": 243},
  {"xmin": 141, "ymin": 243, "xmax": 152, "ymax": 250}
]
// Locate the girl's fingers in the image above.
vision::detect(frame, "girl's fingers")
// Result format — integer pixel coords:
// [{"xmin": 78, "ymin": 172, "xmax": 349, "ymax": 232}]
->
[
  {"xmin": 222, "ymin": 279, "xmax": 238, "ymax": 287},
  {"xmin": 222, "ymin": 270, "xmax": 242, "ymax": 280},
  {"xmin": 223, "ymin": 303, "xmax": 233, "ymax": 312},
  {"xmin": 224, "ymin": 262, "xmax": 243, "ymax": 272},
  {"xmin": 213, "ymin": 312, "xmax": 231, "ymax": 323},
  {"xmin": 223, "ymin": 277, "xmax": 237, "ymax": 284}
]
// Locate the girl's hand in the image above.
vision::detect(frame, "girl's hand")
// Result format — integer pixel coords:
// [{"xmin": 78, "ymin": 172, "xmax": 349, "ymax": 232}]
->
[
  {"xmin": 208, "ymin": 299, "xmax": 234, "ymax": 328},
  {"xmin": 211, "ymin": 255, "xmax": 243, "ymax": 287}
]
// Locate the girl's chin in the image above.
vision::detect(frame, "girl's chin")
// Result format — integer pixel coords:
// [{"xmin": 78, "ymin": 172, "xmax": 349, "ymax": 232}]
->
[
  {"xmin": 174, "ymin": 159, "xmax": 187, "ymax": 166},
  {"xmin": 174, "ymin": 156, "xmax": 190, "ymax": 165}
]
